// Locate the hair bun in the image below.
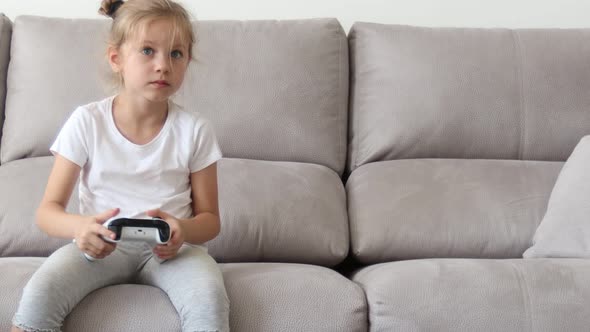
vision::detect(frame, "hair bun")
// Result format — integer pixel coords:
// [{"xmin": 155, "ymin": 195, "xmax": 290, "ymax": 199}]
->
[{"xmin": 99, "ymin": 0, "xmax": 125, "ymax": 18}]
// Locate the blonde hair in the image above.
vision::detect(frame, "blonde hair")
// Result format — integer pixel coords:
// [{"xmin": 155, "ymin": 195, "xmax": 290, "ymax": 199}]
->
[{"xmin": 99, "ymin": 0, "xmax": 195, "ymax": 88}]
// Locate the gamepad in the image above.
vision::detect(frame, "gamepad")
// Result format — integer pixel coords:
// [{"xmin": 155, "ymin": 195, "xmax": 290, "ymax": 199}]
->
[{"xmin": 81, "ymin": 217, "xmax": 170, "ymax": 261}]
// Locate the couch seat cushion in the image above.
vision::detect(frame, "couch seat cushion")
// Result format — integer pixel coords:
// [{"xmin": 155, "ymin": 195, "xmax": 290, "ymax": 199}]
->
[
  {"xmin": 0, "ymin": 258, "xmax": 367, "ymax": 332},
  {"xmin": 352, "ymin": 258, "xmax": 590, "ymax": 332},
  {"xmin": 347, "ymin": 159, "xmax": 562, "ymax": 263}
]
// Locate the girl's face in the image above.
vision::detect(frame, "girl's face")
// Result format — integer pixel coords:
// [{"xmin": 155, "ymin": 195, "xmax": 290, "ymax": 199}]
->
[{"xmin": 109, "ymin": 18, "xmax": 191, "ymax": 103}]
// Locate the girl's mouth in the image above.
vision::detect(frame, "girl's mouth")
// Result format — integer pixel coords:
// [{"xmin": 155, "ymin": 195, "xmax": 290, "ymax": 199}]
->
[{"xmin": 151, "ymin": 80, "xmax": 170, "ymax": 87}]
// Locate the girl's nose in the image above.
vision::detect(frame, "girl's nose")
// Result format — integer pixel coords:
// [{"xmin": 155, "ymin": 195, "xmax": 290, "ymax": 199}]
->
[{"xmin": 155, "ymin": 55, "xmax": 170, "ymax": 73}]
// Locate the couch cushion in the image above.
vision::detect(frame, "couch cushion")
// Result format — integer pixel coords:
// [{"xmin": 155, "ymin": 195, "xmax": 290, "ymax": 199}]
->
[
  {"xmin": 348, "ymin": 23, "xmax": 590, "ymax": 172},
  {"xmin": 179, "ymin": 19, "xmax": 349, "ymax": 175},
  {"xmin": 0, "ymin": 157, "xmax": 349, "ymax": 267},
  {"xmin": 222, "ymin": 263, "xmax": 367, "ymax": 332},
  {"xmin": 352, "ymin": 258, "xmax": 590, "ymax": 332},
  {"xmin": 524, "ymin": 135, "xmax": 590, "ymax": 258},
  {"xmin": 0, "ymin": 14, "xmax": 11, "ymax": 165},
  {"xmin": 1, "ymin": 16, "xmax": 110, "ymax": 166},
  {"xmin": 346, "ymin": 159, "xmax": 562, "ymax": 263},
  {"xmin": 1, "ymin": 16, "xmax": 349, "ymax": 175},
  {"xmin": 212, "ymin": 158, "xmax": 349, "ymax": 266},
  {"xmin": 0, "ymin": 258, "xmax": 367, "ymax": 332},
  {"xmin": 0, "ymin": 157, "xmax": 75, "ymax": 257}
]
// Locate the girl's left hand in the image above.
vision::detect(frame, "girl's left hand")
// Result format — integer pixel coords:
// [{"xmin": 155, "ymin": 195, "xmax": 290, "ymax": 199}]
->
[{"xmin": 146, "ymin": 209, "xmax": 185, "ymax": 260}]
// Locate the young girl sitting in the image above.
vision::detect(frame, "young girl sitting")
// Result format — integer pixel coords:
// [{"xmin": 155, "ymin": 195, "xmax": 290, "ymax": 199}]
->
[{"xmin": 11, "ymin": 0, "xmax": 230, "ymax": 331}]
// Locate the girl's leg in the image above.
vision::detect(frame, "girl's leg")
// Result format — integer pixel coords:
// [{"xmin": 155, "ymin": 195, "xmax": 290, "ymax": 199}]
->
[
  {"xmin": 136, "ymin": 245, "xmax": 230, "ymax": 332},
  {"xmin": 12, "ymin": 242, "xmax": 141, "ymax": 332}
]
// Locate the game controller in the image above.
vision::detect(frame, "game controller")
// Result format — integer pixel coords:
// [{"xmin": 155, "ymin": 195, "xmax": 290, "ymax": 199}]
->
[{"xmin": 79, "ymin": 217, "xmax": 170, "ymax": 262}]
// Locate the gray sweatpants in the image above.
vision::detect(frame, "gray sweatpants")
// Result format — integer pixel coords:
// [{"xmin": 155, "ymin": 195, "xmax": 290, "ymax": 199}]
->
[{"xmin": 12, "ymin": 242, "xmax": 230, "ymax": 332}]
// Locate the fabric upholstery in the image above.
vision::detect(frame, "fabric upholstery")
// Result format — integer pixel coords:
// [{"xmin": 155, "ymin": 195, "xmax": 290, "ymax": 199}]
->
[
  {"xmin": 0, "ymin": 258, "xmax": 367, "ymax": 332},
  {"xmin": 210, "ymin": 158, "xmax": 349, "ymax": 267},
  {"xmin": 222, "ymin": 263, "xmax": 367, "ymax": 332},
  {"xmin": 346, "ymin": 159, "xmax": 562, "ymax": 263},
  {"xmin": 1, "ymin": 16, "xmax": 349, "ymax": 175},
  {"xmin": 1, "ymin": 16, "xmax": 110, "ymax": 165},
  {"xmin": 178, "ymin": 19, "xmax": 349, "ymax": 175},
  {"xmin": 352, "ymin": 258, "xmax": 590, "ymax": 332},
  {"xmin": 0, "ymin": 157, "xmax": 349, "ymax": 267},
  {"xmin": 348, "ymin": 23, "xmax": 590, "ymax": 172},
  {"xmin": 524, "ymin": 135, "xmax": 590, "ymax": 258},
  {"xmin": 0, "ymin": 14, "xmax": 11, "ymax": 165},
  {"xmin": 0, "ymin": 157, "xmax": 75, "ymax": 257}
]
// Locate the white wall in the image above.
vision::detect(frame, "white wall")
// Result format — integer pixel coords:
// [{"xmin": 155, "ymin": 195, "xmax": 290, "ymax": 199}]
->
[{"xmin": 3, "ymin": 0, "xmax": 590, "ymax": 33}]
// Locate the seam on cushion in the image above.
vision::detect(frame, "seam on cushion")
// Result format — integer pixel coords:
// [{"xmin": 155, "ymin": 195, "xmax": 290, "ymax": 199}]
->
[
  {"xmin": 349, "ymin": 26, "xmax": 358, "ymax": 173},
  {"xmin": 350, "ymin": 273, "xmax": 373, "ymax": 330},
  {"xmin": 511, "ymin": 30, "xmax": 526, "ymax": 160},
  {"xmin": 352, "ymin": 278, "xmax": 371, "ymax": 330},
  {"xmin": 337, "ymin": 20, "xmax": 345, "ymax": 177},
  {"xmin": 0, "ymin": 19, "xmax": 4, "ymax": 106},
  {"xmin": 353, "ymin": 26, "xmax": 363, "ymax": 172},
  {"xmin": 510, "ymin": 261, "xmax": 533, "ymax": 332},
  {"xmin": 0, "ymin": 15, "xmax": 7, "ymax": 166},
  {"xmin": 0, "ymin": 15, "xmax": 11, "ymax": 165},
  {"xmin": 0, "ymin": 18, "xmax": 3, "ymax": 115}
]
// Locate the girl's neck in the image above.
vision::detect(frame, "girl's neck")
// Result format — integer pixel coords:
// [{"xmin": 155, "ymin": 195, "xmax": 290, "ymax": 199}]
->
[
  {"xmin": 113, "ymin": 92, "xmax": 168, "ymax": 128},
  {"xmin": 111, "ymin": 93, "xmax": 170, "ymax": 145}
]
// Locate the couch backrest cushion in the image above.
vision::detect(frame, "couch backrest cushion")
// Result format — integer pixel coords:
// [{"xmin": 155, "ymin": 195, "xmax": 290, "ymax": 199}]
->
[
  {"xmin": 1, "ymin": 16, "xmax": 349, "ymax": 175},
  {"xmin": 178, "ymin": 19, "xmax": 349, "ymax": 175},
  {"xmin": 0, "ymin": 14, "xmax": 11, "ymax": 166},
  {"xmin": 209, "ymin": 158, "xmax": 349, "ymax": 266},
  {"xmin": 347, "ymin": 158, "xmax": 562, "ymax": 263},
  {"xmin": 1, "ymin": 16, "xmax": 111, "ymax": 166},
  {"xmin": 0, "ymin": 157, "xmax": 349, "ymax": 267},
  {"xmin": 0, "ymin": 157, "xmax": 74, "ymax": 257},
  {"xmin": 348, "ymin": 23, "xmax": 590, "ymax": 172}
]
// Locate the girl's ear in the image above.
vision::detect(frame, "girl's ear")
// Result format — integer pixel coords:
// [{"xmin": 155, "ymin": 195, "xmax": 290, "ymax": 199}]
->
[{"xmin": 108, "ymin": 46, "xmax": 122, "ymax": 73}]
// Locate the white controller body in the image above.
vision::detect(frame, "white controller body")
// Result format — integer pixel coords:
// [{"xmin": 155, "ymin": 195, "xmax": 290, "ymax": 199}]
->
[{"xmin": 80, "ymin": 217, "xmax": 170, "ymax": 262}]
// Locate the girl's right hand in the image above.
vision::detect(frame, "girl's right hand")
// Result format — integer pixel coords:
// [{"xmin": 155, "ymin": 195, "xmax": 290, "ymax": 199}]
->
[{"xmin": 74, "ymin": 208, "xmax": 120, "ymax": 259}]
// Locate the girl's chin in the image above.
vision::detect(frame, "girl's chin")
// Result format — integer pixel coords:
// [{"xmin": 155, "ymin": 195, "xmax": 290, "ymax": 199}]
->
[
  {"xmin": 142, "ymin": 92, "xmax": 175, "ymax": 103},
  {"xmin": 119, "ymin": 90, "xmax": 177, "ymax": 103}
]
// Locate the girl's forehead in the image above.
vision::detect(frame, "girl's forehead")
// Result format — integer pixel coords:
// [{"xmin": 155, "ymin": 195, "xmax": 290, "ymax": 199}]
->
[{"xmin": 129, "ymin": 19, "xmax": 190, "ymax": 47}]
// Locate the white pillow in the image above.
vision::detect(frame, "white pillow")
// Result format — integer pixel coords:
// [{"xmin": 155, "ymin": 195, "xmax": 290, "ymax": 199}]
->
[{"xmin": 523, "ymin": 135, "xmax": 590, "ymax": 258}]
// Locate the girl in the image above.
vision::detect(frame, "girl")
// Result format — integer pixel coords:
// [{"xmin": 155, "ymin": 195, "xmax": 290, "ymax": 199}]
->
[{"xmin": 11, "ymin": 0, "xmax": 230, "ymax": 331}]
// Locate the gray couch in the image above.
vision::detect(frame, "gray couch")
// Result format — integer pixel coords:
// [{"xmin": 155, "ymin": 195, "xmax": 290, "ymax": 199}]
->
[{"xmin": 0, "ymin": 13, "xmax": 589, "ymax": 332}]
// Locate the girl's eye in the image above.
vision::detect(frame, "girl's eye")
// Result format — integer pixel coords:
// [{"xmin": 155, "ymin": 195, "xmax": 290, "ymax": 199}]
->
[
  {"xmin": 171, "ymin": 50, "xmax": 183, "ymax": 59},
  {"xmin": 142, "ymin": 47, "xmax": 154, "ymax": 56}
]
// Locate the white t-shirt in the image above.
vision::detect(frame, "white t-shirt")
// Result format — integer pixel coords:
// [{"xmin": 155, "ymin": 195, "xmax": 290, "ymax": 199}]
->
[{"xmin": 50, "ymin": 96, "xmax": 223, "ymax": 220}]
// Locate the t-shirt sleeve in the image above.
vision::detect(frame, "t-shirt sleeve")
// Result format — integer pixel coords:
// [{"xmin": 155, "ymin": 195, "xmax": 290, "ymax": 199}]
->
[
  {"xmin": 50, "ymin": 107, "xmax": 89, "ymax": 167},
  {"xmin": 189, "ymin": 118, "xmax": 223, "ymax": 173}
]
